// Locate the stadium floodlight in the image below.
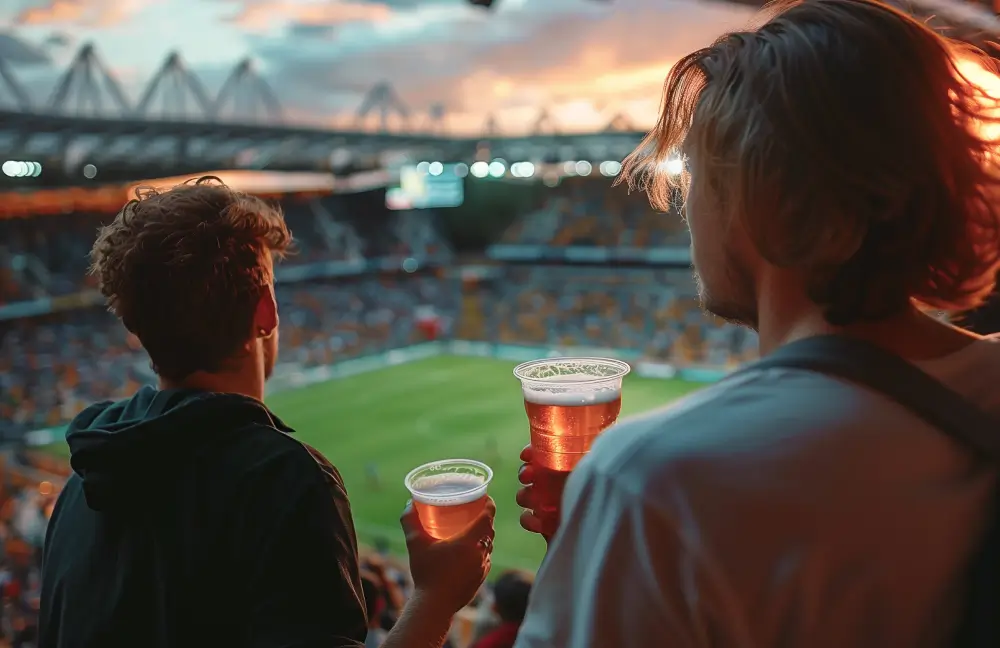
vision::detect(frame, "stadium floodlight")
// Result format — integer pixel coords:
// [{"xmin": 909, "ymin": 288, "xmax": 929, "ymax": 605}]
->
[
  {"xmin": 2, "ymin": 161, "xmax": 43, "ymax": 178},
  {"xmin": 511, "ymin": 161, "xmax": 535, "ymax": 178},
  {"xmin": 488, "ymin": 160, "xmax": 506, "ymax": 178},
  {"xmin": 600, "ymin": 161, "xmax": 622, "ymax": 176},
  {"xmin": 469, "ymin": 161, "xmax": 489, "ymax": 178},
  {"xmin": 454, "ymin": 162, "xmax": 469, "ymax": 178},
  {"xmin": 575, "ymin": 160, "xmax": 593, "ymax": 176},
  {"xmin": 428, "ymin": 161, "xmax": 444, "ymax": 176}
]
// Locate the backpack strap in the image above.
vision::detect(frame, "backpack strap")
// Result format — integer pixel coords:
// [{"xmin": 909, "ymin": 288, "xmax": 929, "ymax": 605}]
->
[
  {"xmin": 741, "ymin": 334, "xmax": 1000, "ymax": 461},
  {"xmin": 739, "ymin": 334, "xmax": 999, "ymax": 647}
]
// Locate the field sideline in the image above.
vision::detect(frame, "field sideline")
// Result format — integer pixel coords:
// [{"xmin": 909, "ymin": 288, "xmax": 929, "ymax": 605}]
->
[{"xmin": 43, "ymin": 355, "xmax": 704, "ymax": 571}]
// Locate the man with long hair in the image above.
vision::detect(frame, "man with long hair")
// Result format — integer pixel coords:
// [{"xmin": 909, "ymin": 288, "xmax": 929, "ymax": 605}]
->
[
  {"xmin": 39, "ymin": 178, "xmax": 495, "ymax": 648},
  {"xmin": 514, "ymin": 1, "xmax": 1000, "ymax": 645}
]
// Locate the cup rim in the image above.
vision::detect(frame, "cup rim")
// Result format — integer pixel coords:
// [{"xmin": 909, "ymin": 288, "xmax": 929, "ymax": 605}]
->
[
  {"xmin": 513, "ymin": 356, "xmax": 631, "ymax": 387},
  {"xmin": 404, "ymin": 458, "xmax": 493, "ymax": 505}
]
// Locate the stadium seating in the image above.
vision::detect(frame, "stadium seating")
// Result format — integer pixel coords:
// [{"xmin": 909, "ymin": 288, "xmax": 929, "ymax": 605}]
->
[
  {"xmin": 499, "ymin": 177, "xmax": 690, "ymax": 249},
  {"xmin": 460, "ymin": 265, "xmax": 757, "ymax": 365},
  {"xmin": 1, "ymin": 188, "xmax": 755, "ymax": 441}
]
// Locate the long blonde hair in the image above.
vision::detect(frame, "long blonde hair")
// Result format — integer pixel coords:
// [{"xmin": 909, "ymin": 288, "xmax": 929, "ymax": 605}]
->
[{"xmin": 621, "ymin": 0, "xmax": 1000, "ymax": 324}]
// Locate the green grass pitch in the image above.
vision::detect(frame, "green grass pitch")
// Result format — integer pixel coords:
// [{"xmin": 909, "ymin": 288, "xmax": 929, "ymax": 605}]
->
[
  {"xmin": 268, "ymin": 355, "xmax": 703, "ymax": 571},
  {"xmin": 43, "ymin": 355, "xmax": 704, "ymax": 572}
]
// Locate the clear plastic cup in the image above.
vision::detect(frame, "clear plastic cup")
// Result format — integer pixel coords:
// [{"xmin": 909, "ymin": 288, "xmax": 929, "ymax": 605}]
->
[
  {"xmin": 404, "ymin": 459, "xmax": 493, "ymax": 540},
  {"xmin": 513, "ymin": 357, "xmax": 630, "ymax": 536}
]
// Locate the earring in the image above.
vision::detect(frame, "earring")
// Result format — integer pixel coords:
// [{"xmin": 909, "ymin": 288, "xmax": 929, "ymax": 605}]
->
[{"xmin": 258, "ymin": 328, "xmax": 268, "ymax": 337}]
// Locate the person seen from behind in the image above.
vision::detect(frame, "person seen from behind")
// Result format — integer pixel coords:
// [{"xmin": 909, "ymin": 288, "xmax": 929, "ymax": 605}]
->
[
  {"xmin": 514, "ymin": 0, "xmax": 1000, "ymax": 645},
  {"xmin": 361, "ymin": 571, "xmax": 389, "ymax": 648},
  {"xmin": 38, "ymin": 177, "xmax": 495, "ymax": 648},
  {"xmin": 472, "ymin": 571, "xmax": 532, "ymax": 648}
]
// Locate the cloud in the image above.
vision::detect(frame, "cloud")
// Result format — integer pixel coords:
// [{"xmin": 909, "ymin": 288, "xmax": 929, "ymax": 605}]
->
[
  {"xmin": 252, "ymin": 0, "xmax": 754, "ymax": 133},
  {"xmin": 0, "ymin": 0, "xmax": 756, "ymax": 133},
  {"xmin": 225, "ymin": 0, "xmax": 394, "ymax": 32},
  {"xmin": 13, "ymin": 0, "xmax": 149, "ymax": 27}
]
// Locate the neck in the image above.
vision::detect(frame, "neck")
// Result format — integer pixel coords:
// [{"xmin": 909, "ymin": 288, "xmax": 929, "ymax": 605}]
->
[
  {"xmin": 755, "ymin": 281, "xmax": 980, "ymax": 359},
  {"xmin": 160, "ymin": 368, "xmax": 264, "ymax": 402}
]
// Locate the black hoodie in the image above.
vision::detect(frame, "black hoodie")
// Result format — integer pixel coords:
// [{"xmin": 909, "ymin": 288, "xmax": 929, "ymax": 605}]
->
[{"xmin": 39, "ymin": 386, "xmax": 367, "ymax": 648}]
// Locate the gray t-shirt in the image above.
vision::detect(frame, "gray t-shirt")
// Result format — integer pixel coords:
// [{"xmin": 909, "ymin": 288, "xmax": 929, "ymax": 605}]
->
[
  {"xmin": 365, "ymin": 627, "xmax": 387, "ymax": 648},
  {"xmin": 516, "ymin": 337, "xmax": 1000, "ymax": 648}
]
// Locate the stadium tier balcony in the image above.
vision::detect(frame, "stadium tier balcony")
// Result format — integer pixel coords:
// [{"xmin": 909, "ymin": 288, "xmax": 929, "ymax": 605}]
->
[
  {"xmin": 1, "ymin": 273, "xmax": 461, "ymax": 439},
  {"xmin": 277, "ymin": 274, "xmax": 460, "ymax": 369},
  {"xmin": 460, "ymin": 265, "xmax": 756, "ymax": 366},
  {"xmin": 0, "ymin": 309, "xmax": 148, "ymax": 439},
  {"xmin": 494, "ymin": 177, "xmax": 690, "ymax": 254},
  {"xmin": 0, "ymin": 198, "xmax": 453, "ymax": 309}
]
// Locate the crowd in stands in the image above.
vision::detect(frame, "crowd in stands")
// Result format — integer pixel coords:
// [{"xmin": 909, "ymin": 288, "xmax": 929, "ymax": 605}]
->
[
  {"xmin": 0, "ymin": 196, "xmax": 457, "ymax": 439},
  {"xmin": 0, "ymin": 309, "xmax": 148, "ymax": 440},
  {"xmin": 279, "ymin": 273, "xmax": 459, "ymax": 369},
  {"xmin": 358, "ymin": 549, "xmax": 533, "ymax": 648},
  {"xmin": 0, "ymin": 471, "xmax": 48, "ymax": 648},
  {"xmin": 460, "ymin": 266, "xmax": 757, "ymax": 366},
  {"xmin": 0, "ymin": 214, "xmax": 103, "ymax": 303},
  {"xmin": 499, "ymin": 177, "xmax": 689, "ymax": 249},
  {"xmin": 0, "ymin": 197, "xmax": 451, "ymax": 303},
  {"xmin": 0, "ymin": 272, "xmax": 458, "ymax": 439},
  {"xmin": 1, "ymin": 182, "xmax": 755, "ymax": 440}
]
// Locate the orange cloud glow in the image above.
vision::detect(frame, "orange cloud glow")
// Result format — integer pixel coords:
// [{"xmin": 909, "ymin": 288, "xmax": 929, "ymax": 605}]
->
[
  {"xmin": 16, "ymin": 0, "xmax": 148, "ymax": 27},
  {"xmin": 232, "ymin": 1, "xmax": 393, "ymax": 31}
]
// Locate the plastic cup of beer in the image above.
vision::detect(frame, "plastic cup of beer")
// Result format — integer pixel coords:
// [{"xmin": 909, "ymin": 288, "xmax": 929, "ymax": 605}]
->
[
  {"xmin": 405, "ymin": 459, "xmax": 493, "ymax": 540},
  {"xmin": 513, "ymin": 357, "xmax": 630, "ymax": 537}
]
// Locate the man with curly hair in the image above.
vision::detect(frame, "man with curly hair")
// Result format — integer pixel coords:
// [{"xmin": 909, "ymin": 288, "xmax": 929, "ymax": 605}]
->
[{"xmin": 39, "ymin": 178, "xmax": 495, "ymax": 648}]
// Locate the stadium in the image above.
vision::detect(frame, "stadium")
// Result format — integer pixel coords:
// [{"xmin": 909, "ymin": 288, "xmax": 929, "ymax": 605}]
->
[
  {"xmin": 2, "ymin": 170, "xmax": 747, "ymax": 562},
  {"xmin": 3, "ymin": 0, "xmax": 1000, "ymax": 645}
]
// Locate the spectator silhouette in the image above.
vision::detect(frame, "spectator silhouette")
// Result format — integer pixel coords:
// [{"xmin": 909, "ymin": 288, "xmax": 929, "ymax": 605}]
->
[{"xmin": 473, "ymin": 571, "xmax": 532, "ymax": 648}]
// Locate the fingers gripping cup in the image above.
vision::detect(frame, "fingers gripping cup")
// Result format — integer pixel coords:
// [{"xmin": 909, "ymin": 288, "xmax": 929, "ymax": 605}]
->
[
  {"xmin": 513, "ymin": 357, "xmax": 630, "ymax": 537},
  {"xmin": 405, "ymin": 459, "xmax": 493, "ymax": 540}
]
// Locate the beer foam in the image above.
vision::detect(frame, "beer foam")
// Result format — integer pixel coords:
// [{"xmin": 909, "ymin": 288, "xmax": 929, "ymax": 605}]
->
[
  {"xmin": 405, "ymin": 460, "xmax": 492, "ymax": 506},
  {"xmin": 521, "ymin": 384, "xmax": 622, "ymax": 406},
  {"xmin": 514, "ymin": 358, "xmax": 630, "ymax": 406}
]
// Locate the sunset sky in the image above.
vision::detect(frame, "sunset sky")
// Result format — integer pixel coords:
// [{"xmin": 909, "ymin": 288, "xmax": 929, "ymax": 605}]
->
[{"xmin": 0, "ymin": 0, "xmax": 756, "ymax": 135}]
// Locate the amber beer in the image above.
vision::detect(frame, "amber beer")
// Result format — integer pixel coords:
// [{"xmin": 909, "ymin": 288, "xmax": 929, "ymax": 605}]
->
[
  {"xmin": 405, "ymin": 459, "xmax": 493, "ymax": 540},
  {"xmin": 514, "ymin": 358, "xmax": 630, "ymax": 538}
]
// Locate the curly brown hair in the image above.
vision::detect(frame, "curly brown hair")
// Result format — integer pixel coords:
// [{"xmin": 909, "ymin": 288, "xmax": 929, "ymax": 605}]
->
[
  {"xmin": 90, "ymin": 176, "xmax": 291, "ymax": 381},
  {"xmin": 621, "ymin": 0, "xmax": 1000, "ymax": 325}
]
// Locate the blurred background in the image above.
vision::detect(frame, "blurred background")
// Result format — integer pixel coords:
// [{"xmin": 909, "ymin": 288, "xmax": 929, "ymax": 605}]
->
[{"xmin": 1, "ymin": 0, "xmax": 999, "ymax": 646}]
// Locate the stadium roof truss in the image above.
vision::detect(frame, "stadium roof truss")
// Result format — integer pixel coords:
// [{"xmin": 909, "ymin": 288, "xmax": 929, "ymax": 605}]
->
[
  {"xmin": 0, "ymin": 107, "xmax": 647, "ymax": 181},
  {"xmin": 3, "ymin": 0, "xmax": 993, "ymax": 186},
  {"xmin": 0, "ymin": 41, "xmax": 651, "ymax": 184}
]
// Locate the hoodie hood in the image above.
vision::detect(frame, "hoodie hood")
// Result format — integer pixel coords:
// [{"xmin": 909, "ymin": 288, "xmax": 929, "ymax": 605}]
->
[{"xmin": 66, "ymin": 386, "xmax": 292, "ymax": 512}]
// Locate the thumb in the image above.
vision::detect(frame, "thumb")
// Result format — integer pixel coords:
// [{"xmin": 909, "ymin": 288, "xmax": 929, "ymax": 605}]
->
[{"xmin": 451, "ymin": 497, "xmax": 496, "ymax": 545}]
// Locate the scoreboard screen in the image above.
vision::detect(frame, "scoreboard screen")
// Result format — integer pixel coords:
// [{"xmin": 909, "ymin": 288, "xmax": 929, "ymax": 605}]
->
[{"xmin": 386, "ymin": 163, "xmax": 464, "ymax": 210}]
